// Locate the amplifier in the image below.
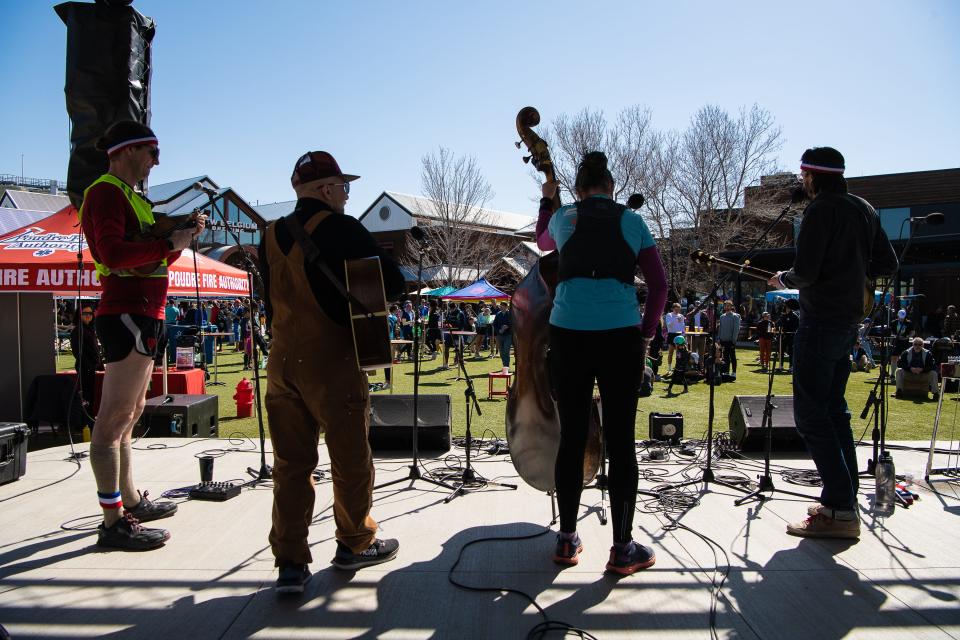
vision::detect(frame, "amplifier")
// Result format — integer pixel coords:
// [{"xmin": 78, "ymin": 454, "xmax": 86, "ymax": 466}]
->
[
  {"xmin": 649, "ymin": 412, "xmax": 683, "ymax": 445},
  {"xmin": 728, "ymin": 395, "xmax": 806, "ymax": 452},
  {"xmin": 135, "ymin": 394, "xmax": 219, "ymax": 438},
  {"xmin": 0, "ymin": 423, "xmax": 28, "ymax": 485},
  {"xmin": 369, "ymin": 394, "xmax": 451, "ymax": 453}
]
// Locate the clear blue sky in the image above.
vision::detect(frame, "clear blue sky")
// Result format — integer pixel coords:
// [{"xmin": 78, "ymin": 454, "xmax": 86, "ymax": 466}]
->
[{"xmin": 2, "ymin": 0, "xmax": 958, "ymax": 217}]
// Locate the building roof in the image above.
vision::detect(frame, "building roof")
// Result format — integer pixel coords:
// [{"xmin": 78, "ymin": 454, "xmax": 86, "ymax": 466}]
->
[
  {"xmin": 148, "ymin": 176, "xmax": 210, "ymax": 205},
  {"xmin": 0, "ymin": 190, "xmax": 71, "ymax": 213},
  {"xmin": 359, "ymin": 192, "xmax": 535, "ymax": 233},
  {"xmin": 0, "ymin": 208, "xmax": 57, "ymax": 236},
  {"xmin": 253, "ymin": 200, "xmax": 296, "ymax": 221}
]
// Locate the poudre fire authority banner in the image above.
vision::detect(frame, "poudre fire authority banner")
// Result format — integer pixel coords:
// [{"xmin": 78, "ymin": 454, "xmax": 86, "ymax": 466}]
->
[{"xmin": 0, "ymin": 206, "xmax": 250, "ymax": 297}]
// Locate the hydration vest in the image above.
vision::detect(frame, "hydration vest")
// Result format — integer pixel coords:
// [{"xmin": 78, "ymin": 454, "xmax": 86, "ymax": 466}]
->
[
  {"xmin": 557, "ymin": 197, "xmax": 636, "ymax": 284},
  {"xmin": 78, "ymin": 174, "xmax": 169, "ymax": 278}
]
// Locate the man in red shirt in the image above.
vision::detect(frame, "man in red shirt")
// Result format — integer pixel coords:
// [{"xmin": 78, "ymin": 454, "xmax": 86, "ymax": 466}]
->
[{"xmin": 79, "ymin": 121, "xmax": 204, "ymax": 550}]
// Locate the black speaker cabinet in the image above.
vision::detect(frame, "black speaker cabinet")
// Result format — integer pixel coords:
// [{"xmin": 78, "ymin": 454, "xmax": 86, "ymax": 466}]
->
[
  {"xmin": 0, "ymin": 423, "xmax": 28, "ymax": 485},
  {"xmin": 728, "ymin": 395, "xmax": 806, "ymax": 452},
  {"xmin": 135, "ymin": 394, "xmax": 218, "ymax": 438},
  {"xmin": 649, "ymin": 412, "xmax": 683, "ymax": 444},
  {"xmin": 369, "ymin": 394, "xmax": 451, "ymax": 453}
]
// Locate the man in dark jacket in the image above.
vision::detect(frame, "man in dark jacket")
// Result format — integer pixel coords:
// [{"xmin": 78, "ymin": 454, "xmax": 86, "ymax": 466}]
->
[
  {"xmin": 768, "ymin": 147, "xmax": 897, "ymax": 539},
  {"xmin": 259, "ymin": 151, "xmax": 406, "ymax": 594},
  {"xmin": 895, "ymin": 337, "xmax": 938, "ymax": 398}
]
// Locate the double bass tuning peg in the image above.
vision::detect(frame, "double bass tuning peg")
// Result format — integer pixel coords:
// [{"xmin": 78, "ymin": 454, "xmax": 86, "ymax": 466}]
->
[
  {"xmin": 522, "ymin": 156, "xmax": 532, "ymax": 164},
  {"xmin": 515, "ymin": 141, "xmax": 522, "ymax": 149}
]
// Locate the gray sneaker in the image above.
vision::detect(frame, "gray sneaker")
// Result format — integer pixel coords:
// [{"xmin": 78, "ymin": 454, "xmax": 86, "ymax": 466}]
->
[
  {"xmin": 124, "ymin": 490, "xmax": 178, "ymax": 523},
  {"xmin": 97, "ymin": 513, "xmax": 170, "ymax": 551},
  {"xmin": 332, "ymin": 539, "xmax": 399, "ymax": 570}
]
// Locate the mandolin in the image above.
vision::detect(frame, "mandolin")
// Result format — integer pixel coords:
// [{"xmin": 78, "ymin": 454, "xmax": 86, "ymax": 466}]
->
[
  {"xmin": 689, "ymin": 250, "xmax": 875, "ymax": 316},
  {"xmin": 128, "ymin": 213, "xmax": 198, "ymax": 276}
]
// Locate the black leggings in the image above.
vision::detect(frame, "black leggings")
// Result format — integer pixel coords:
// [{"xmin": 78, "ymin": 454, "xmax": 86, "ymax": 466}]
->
[{"xmin": 550, "ymin": 325, "xmax": 644, "ymax": 543}]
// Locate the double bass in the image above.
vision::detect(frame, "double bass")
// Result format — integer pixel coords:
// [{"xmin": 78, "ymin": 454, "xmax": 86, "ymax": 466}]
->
[{"xmin": 506, "ymin": 107, "xmax": 602, "ymax": 492}]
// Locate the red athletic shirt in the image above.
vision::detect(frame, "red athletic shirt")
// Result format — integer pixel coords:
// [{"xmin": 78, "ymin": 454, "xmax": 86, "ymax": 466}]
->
[{"xmin": 80, "ymin": 180, "xmax": 181, "ymax": 319}]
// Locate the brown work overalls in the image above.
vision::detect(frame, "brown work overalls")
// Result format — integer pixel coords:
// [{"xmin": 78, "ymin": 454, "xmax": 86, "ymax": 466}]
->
[{"xmin": 264, "ymin": 211, "xmax": 377, "ymax": 565}]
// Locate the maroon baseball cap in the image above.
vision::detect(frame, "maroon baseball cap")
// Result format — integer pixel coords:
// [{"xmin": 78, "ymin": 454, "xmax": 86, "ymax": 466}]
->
[{"xmin": 291, "ymin": 151, "xmax": 359, "ymax": 187}]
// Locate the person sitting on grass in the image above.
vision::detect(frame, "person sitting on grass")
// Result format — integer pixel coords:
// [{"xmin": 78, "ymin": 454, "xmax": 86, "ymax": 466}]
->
[
  {"xmin": 666, "ymin": 335, "xmax": 690, "ymax": 394},
  {"xmin": 850, "ymin": 340, "xmax": 873, "ymax": 372}
]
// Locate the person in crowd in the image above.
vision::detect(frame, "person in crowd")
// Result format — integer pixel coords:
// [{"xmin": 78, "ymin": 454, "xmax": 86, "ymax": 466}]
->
[
  {"xmin": 259, "ymin": 150, "xmax": 405, "ymax": 594},
  {"xmin": 666, "ymin": 336, "xmax": 690, "ymax": 394},
  {"xmin": 856, "ymin": 318, "xmax": 876, "ymax": 368},
  {"xmin": 474, "ymin": 304, "xmax": 492, "ymax": 356},
  {"xmin": 942, "ymin": 304, "xmax": 959, "ymax": 339},
  {"xmin": 232, "ymin": 298, "xmax": 244, "ymax": 348},
  {"xmin": 776, "ymin": 299, "xmax": 800, "ymax": 372},
  {"xmin": 537, "ymin": 151, "xmax": 668, "ymax": 575},
  {"xmin": 664, "ymin": 302, "xmax": 686, "ymax": 372},
  {"xmin": 217, "ymin": 301, "xmax": 233, "ymax": 351},
  {"xmin": 767, "ymin": 146, "xmax": 897, "ymax": 539},
  {"xmin": 756, "ymin": 311, "xmax": 774, "ymax": 371},
  {"xmin": 78, "ymin": 120, "xmax": 204, "ymax": 550},
  {"xmin": 717, "ymin": 300, "xmax": 741, "ymax": 379},
  {"xmin": 164, "ymin": 299, "xmax": 179, "ymax": 325},
  {"xmin": 492, "ymin": 301, "xmax": 512, "ymax": 373},
  {"xmin": 895, "ymin": 336, "xmax": 938, "ymax": 399},
  {"xmin": 851, "ymin": 340, "xmax": 873, "ymax": 372},
  {"xmin": 398, "ymin": 301, "xmax": 415, "ymax": 360},
  {"xmin": 891, "ymin": 307, "xmax": 913, "ymax": 357},
  {"xmin": 425, "ymin": 299, "xmax": 442, "ymax": 359},
  {"xmin": 70, "ymin": 304, "xmax": 104, "ymax": 432}
]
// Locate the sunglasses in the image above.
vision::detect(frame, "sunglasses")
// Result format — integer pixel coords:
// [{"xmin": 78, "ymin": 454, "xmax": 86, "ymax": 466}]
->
[
  {"xmin": 326, "ymin": 182, "xmax": 349, "ymax": 194},
  {"xmin": 139, "ymin": 145, "xmax": 159, "ymax": 161}
]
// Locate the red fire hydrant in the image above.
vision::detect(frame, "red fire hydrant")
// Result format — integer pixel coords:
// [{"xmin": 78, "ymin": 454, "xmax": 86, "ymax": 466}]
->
[{"xmin": 234, "ymin": 378, "xmax": 254, "ymax": 418}]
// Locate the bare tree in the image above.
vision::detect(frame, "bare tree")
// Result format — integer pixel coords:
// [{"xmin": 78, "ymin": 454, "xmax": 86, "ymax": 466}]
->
[
  {"xmin": 411, "ymin": 147, "xmax": 495, "ymax": 286},
  {"xmin": 530, "ymin": 103, "xmax": 784, "ymax": 305}
]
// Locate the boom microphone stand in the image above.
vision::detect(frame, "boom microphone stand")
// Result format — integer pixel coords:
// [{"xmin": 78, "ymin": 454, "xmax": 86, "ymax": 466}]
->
[
  {"xmin": 193, "ymin": 184, "xmax": 270, "ymax": 481},
  {"xmin": 375, "ymin": 227, "xmax": 455, "ymax": 493},
  {"xmin": 735, "ymin": 328, "xmax": 816, "ymax": 505},
  {"xmin": 665, "ymin": 193, "xmax": 804, "ymax": 499},
  {"xmin": 858, "ymin": 212, "xmax": 943, "ymax": 477},
  {"xmin": 444, "ymin": 337, "xmax": 517, "ymax": 502}
]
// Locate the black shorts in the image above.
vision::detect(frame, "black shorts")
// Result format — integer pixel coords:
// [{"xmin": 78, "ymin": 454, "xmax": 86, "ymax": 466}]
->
[
  {"xmin": 95, "ymin": 313, "xmax": 166, "ymax": 363},
  {"xmin": 667, "ymin": 332, "xmax": 681, "ymax": 347}
]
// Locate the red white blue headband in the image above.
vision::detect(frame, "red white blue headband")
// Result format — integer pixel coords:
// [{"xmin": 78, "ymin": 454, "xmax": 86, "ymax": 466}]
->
[
  {"xmin": 107, "ymin": 136, "xmax": 159, "ymax": 156},
  {"xmin": 800, "ymin": 162, "xmax": 844, "ymax": 175}
]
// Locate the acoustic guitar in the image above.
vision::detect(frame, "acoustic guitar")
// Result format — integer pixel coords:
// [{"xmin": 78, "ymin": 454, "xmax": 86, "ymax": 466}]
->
[{"xmin": 343, "ymin": 256, "xmax": 392, "ymax": 371}]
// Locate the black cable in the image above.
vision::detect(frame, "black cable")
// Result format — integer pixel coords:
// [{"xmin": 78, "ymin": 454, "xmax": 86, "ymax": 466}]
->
[
  {"xmin": 446, "ymin": 524, "xmax": 598, "ymax": 640},
  {"xmin": 0, "ymin": 456, "xmax": 82, "ymax": 504}
]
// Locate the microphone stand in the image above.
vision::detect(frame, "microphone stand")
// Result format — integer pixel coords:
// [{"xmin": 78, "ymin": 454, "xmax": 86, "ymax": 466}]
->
[
  {"xmin": 859, "ymin": 216, "xmax": 925, "ymax": 477},
  {"xmin": 444, "ymin": 336, "xmax": 517, "ymax": 503},
  {"xmin": 198, "ymin": 190, "xmax": 271, "ymax": 482},
  {"xmin": 665, "ymin": 197, "xmax": 800, "ymax": 500},
  {"xmin": 375, "ymin": 232, "xmax": 455, "ymax": 493}
]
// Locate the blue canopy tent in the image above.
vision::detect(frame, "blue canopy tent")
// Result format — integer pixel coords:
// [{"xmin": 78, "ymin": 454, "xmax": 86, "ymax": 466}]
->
[{"xmin": 443, "ymin": 278, "xmax": 510, "ymax": 301}]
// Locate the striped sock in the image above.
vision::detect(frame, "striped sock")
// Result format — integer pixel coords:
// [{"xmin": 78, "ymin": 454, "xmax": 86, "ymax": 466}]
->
[{"xmin": 98, "ymin": 491, "xmax": 123, "ymax": 511}]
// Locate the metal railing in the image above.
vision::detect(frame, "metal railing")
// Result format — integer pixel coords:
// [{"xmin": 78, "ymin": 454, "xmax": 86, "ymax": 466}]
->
[{"xmin": 0, "ymin": 174, "xmax": 67, "ymax": 190}]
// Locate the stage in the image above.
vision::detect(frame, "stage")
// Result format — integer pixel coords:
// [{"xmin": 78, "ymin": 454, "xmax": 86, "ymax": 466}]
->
[{"xmin": 1, "ymin": 438, "xmax": 958, "ymax": 639}]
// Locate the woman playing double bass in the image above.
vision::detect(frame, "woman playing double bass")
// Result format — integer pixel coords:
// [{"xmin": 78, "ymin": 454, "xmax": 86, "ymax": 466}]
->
[{"xmin": 537, "ymin": 151, "xmax": 668, "ymax": 575}]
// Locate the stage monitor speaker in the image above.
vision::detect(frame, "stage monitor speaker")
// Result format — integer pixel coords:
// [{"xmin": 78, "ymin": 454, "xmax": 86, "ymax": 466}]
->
[
  {"xmin": 649, "ymin": 412, "xmax": 683, "ymax": 444},
  {"xmin": 55, "ymin": 1, "xmax": 156, "ymax": 206},
  {"xmin": 135, "ymin": 394, "xmax": 218, "ymax": 438},
  {"xmin": 728, "ymin": 395, "xmax": 806, "ymax": 452},
  {"xmin": 369, "ymin": 394, "xmax": 451, "ymax": 453}
]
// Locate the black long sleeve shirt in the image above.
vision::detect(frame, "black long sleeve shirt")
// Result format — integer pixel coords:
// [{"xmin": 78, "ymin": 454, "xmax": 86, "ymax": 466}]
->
[
  {"xmin": 259, "ymin": 198, "xmax": 406, "ymax": 329},
  {"xmin": 780, "ymin": 192, "xmax": 898, "ymax": 328}
]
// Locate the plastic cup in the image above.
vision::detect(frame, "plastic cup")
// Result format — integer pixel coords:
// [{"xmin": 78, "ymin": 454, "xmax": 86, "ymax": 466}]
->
[{"xmin": 199, "ymin": 456, "xmax": 215, "ymax": 482}]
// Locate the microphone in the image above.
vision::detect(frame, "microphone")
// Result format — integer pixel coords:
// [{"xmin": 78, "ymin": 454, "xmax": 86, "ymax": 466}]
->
[
  {"xmin": 790, "ymin": 182, "xmax": 807, "ymax": 203},
  {"xmin": 193, "ymin": 182, "xmax": 218, "ymax": 197},
  {"xmin": 627, "ymin": 193, "xmax": 645, "ymax": 209},
  {"xmin": 910, "ymin": 212, "xmax": 944, "ymax": 225},
  {"xmin": 409, "ymin": 226, "xmax": 428, "ymax": 244}
]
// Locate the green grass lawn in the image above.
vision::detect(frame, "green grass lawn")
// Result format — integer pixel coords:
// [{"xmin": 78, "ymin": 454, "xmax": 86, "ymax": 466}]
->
[{"xmin": 58, "ymin": 345, "xmax": 941, "ymax": 442}]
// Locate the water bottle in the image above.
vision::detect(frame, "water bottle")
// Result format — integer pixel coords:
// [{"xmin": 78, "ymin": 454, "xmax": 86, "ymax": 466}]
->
[{"xmin": 875, "ymin": 452, "xmax": 896, "ymax": 514}]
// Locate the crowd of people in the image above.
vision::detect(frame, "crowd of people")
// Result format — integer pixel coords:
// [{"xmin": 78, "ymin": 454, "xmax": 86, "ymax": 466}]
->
[{"xmin": 386, "ymin": 298, "xmax": 512, "ymax": 374}]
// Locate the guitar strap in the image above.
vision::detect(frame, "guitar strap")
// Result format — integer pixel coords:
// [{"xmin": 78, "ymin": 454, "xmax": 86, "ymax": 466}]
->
[{"xmin": 283, "ymin": 212, "xmax": 376, "ymax": 319}]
